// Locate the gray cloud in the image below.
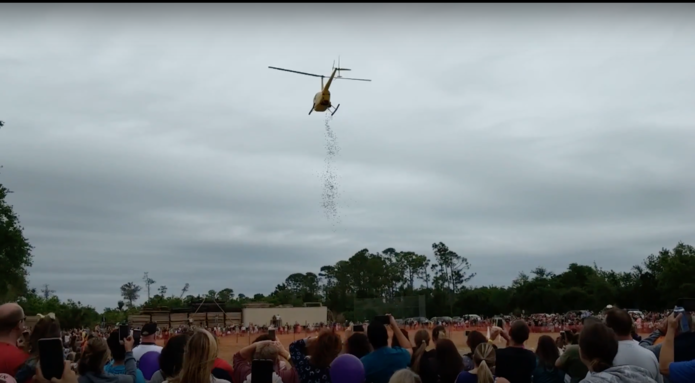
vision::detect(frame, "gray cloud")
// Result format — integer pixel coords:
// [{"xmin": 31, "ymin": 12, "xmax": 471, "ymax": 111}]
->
[{"xmin": 1, "ymin": 4, "xmax": 694, "ymax": 311}]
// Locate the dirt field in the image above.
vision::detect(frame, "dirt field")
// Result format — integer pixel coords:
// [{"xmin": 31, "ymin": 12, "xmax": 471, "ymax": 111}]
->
[{"xmin": 158, "ymin": 329, "xmax": 591, "ymax": 360}]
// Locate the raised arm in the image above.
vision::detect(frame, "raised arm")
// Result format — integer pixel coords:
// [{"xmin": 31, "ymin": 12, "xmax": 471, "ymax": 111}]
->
[{"xmin": 388, "ymin": 314, "xmax": 413, "ymax": 355}]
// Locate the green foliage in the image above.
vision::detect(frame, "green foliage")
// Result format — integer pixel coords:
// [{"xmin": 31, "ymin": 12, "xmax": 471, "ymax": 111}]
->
[
  {"xmin": 18, "ymin": 289, "xmax": 101, "ymax": 329},
  {"xmin": 124, "ymin": 242, "xmax": 677, "ymax": 320},
  {"xmin": 267, "ymin": 242, "xmax": 695, "ymax": 319},
  {"xmin": 120, "ymin": 282, "xmax": 142, "ymax": 307},
  {"xmin": 0, "ymin": 180, "xmax": 34, "ymax": 301}
]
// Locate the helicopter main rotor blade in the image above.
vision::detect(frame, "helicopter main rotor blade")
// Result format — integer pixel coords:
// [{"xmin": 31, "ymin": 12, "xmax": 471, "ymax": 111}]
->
[
  {"xmin": 335, "ymin": 76, "xmax": 372, "ymax": 82},
  {"xmin": 268, "ymin": 66, "xmax": 324, "ymax": 78}
]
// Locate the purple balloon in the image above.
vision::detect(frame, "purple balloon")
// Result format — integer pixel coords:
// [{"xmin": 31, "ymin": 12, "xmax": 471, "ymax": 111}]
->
[
  {"xmin": 330, "ymin": 354, "xmax": 365, "ymax": 383},
  {"xmin": 138, "ymin": 351, "xmax": 161, "ymax": 380}
]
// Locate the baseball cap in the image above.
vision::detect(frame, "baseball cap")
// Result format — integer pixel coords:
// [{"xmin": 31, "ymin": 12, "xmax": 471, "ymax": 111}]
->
[{"xmin": 141, "ymin": 322, "xmax": 158, "ymax": 336}]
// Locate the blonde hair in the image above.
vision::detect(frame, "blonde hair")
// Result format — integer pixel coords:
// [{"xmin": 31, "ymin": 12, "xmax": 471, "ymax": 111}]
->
[
  {"xmin": 388, "ymin": 369, "xmax": 422, "ymax": 383},
  {"xmin": 410, "ymin": 329, "xmax": 431, "ymax": 374},
  {"xmin": 169, "ymin": 328, "xmax": 218, "ymax": 383},
  {"xmin": 473, "ymin": 343, "xmax": 496, "ymax": 383}
]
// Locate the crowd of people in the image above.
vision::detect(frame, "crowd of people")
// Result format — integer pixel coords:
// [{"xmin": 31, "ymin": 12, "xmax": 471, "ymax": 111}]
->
[{"xmin": 1, "ymin": 302, "xmax": 694, "ymax": 383}]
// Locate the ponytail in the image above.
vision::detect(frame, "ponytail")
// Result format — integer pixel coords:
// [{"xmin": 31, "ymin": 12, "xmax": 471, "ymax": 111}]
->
[
  {"xmin": 411, "ymin": 329, "xmax": 431, "ymax": 374},
  {"xmin": 411, "ymin": 340, "xmax": 428, "ymax": 374},
  {"xmin": 476, "ymin": 360, "xmax": 494, "ymax": 383}
]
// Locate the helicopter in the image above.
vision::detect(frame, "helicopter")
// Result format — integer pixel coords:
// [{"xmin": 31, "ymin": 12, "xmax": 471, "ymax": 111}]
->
[{"xmin": 268, "ymin": 59, "xmax": 371, "ymax": 116}]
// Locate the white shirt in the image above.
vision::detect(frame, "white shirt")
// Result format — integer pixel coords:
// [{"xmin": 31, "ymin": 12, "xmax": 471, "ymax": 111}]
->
[
  {"xmin": 132, "ymin": 343, "xmax": 163, "ymax": 361},
  {"xmin": 613, "ymin": 340, "xmax": 663, "ymax": 383},
  {"xmin": 584, "ymin": 340, "xmax": 663, "ymax": 383}
]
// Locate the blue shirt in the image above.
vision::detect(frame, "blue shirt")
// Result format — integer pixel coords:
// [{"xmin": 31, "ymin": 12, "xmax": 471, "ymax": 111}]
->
[
  {"xmin": 669, "ymin": 360, "xmax": 695, "ymax": 383},
  {"xmin": 360, "ymin": 347, "xmax": 410, "ymax": 383},
  {"xmin": 105, "ymin": 360, "xmax": 147, "ymax": 383}
]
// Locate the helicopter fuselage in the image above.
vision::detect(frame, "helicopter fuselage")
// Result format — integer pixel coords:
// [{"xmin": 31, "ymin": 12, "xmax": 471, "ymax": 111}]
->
[{"xmin": 313, "ymin": 90, "xmax": 331, "ymax": 112}]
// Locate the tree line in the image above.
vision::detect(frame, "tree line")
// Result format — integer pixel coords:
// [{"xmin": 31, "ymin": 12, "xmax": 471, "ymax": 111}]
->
[
  {"xmin": 116, "ymin": 241, "xmax": 695, "ymax": 322},
  {"xmin": 2, "ymin": 178, "xmax": 695, "ymax": 327}
]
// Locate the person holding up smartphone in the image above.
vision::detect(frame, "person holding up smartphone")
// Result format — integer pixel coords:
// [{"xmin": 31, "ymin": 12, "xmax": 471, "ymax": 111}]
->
[
  {"xmin": 658, "ymin": 312, "xmax": 695, "ymax": 383},
  {"xmin": 360, "ymin": 314, "xmax": 413, "ymax": 383},
  {"xmin": 76, "ymin": 335, "xmax": 137, "ymax": 383}
]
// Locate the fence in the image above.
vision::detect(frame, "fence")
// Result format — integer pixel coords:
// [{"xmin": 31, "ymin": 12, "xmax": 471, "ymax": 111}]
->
[{"xmin": 353, "ymin": 295, "xmax": 426, "ymax": 322}]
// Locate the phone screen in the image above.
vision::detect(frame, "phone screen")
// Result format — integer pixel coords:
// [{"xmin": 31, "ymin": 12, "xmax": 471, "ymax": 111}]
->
[
  {"xmin": 268, "ymin": 329, "xmax": 276, "ymax": 341},
  {"xmin": 38, "ymin": 338, "xmax": 65, "ymax": 380},
  {"xmin": 133, "ymin": 329, "xmax": 141, "ymax": 347},
  {"xmin": 119, "ymin": 325, "xmax": 130, "ymax": 341},
  {"xmin": 251, "ymin": 359, "xmax": 274, "ymax": 383},
  {"xmin": 353, "ymin": 324, "xmax": 364, "ymax": 332}
]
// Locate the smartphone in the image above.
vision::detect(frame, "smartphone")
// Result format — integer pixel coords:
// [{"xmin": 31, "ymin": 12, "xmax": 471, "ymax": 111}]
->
[
  {"xmin": 251, "ymin": 359, "xmax": 274, "ymax": 383},
  {"xmin": 495, "ymin": 318, "xmax": 504, "ymax": 328},
  {"xmin": 373, "ymin": 315, "xmax": 390, "ymax": 325},
  {"xmin": 38, "ymin": 338, "xmax": 65, "ymax": 380},
  {"xmin": 119, "ymin": 325, "xmax": 130, "ymax": 341},
  {"xmin": 268, "ymin": 329, "xmax": 276, "ymax": 341},
  {"xmin": 676, "ymin": 298, "xmax": 695, "ymax": 312},
  {"xmin": 465, "ymin": 330, "xmax": 470, "ymax": 336},
  {"xmin": 674, "ymin": 307, "xmax": 689, "ymax": 332},
  {"xmin": 353, "ymin": 324, "xmax": 364, "ymax": 332},
  {"xmin": 133, "ymin": 329, "xmax": 141, "ymax": 347}
]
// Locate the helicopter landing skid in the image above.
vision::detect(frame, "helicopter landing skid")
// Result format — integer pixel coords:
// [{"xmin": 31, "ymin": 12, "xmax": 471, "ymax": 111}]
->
[{"xmin": 329, "ymin": 104, "xmax": 340, "ymax": 116}]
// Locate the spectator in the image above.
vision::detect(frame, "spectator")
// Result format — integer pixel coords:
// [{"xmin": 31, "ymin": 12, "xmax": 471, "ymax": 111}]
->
[
  {"xmin": 391, "ymin": 329, "xmax": 410, "ymax": 349},
  {"xmin": 104, "ymin": 330, "xmax": 146, "ymax": 383},
  {"xmin": 360, "ymin": 315, "xmax": 412, "ymax": 383},
  {"xmin": 131, "ymin": 323, "xmax": 162, "ymax": 362},
  {"xmin": 433, "ymin": 339, "xmax": 464, "ymax": 383},
  {"xmin": 165, "ymin": 328, "xmax": 230, "ymax": 383},
  {"xmin": 455, "ymin": 343, "xmax": 510, "ymax": 383},
  {"xmin": 233, "ymin": 339, "xmax": 297, "ymax": 383},
  {"xmin": 495, "ymin": 320, "xmax": 536, "ymax": 383},
  {"xmin": 149, "ymin": 333, "xmax": 191, "ymax": 383},
  {"xmin": 346, "ymin": 333, "xmax": 372, "ymax": 360},
  {"xmin": 556, "ymin": 331, "xmax": 588, "ymax": 383},
  {"xmin": 603, "ymin": 308, "xmax": 662, "ymax": 383},
  {"xmin": 388, "ymin": 369, "xmax": 421, "ymax": 383},
  {"xmin": 640, "ymin": 314, "xmax": 695, "ymax": 367},
  {"xmin": 0, "ymin": 303, "xmax": 29, "ymax": 376},
  {"xmin": 210, "ymin": 332, "xmax": 234, "ymax": 383},
  {"xmin": 657, "ymin": 313, "xmax": 695, "ymax": 383},
  {"xmin": 462, "ymin": 331, "xmax": 489, "ymax": 372},
  {"xmin": 532, "ymin": 335, "xmax": 564, "ymax": 383},
  {"xmin": 579, "ymin": 321, "xmax": 656, "ymax": 383},
  {"xmin": 410, "ymin": 329, "xmax": 433, "ymax": 375},
  {"xmin": 15, "ymin": 314, "xmax": 62, "ymax": 383},
  {"xmin": 77, "ymin": 335, "xmax": 137, "ymax": 383},
  {"xmin": 290, "ymin": 330, "xmax": 342, "ymax": 383}
]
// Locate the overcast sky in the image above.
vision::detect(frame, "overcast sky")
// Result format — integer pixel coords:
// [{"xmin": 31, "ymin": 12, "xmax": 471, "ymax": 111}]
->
[{"xmin": 1, "ymin": 4, "xmax": 694, "ymax": 311}]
